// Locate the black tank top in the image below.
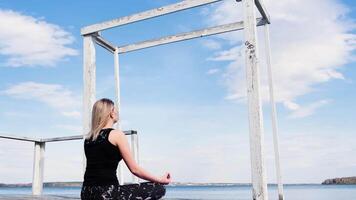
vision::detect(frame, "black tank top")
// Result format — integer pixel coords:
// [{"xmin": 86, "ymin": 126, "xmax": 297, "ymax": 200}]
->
[{"xmin": 83, "ymin": 128, "xmax": 122, "ymax": 186}]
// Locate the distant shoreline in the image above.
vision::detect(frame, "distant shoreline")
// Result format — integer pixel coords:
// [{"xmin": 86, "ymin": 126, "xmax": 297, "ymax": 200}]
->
[
  {"xmin": 1, "ymin": 177, "xmax": 356, "ymax": 188},
  {"xmin": 1, "ymin": 182, "xmax": 352, "ymax": 188}
]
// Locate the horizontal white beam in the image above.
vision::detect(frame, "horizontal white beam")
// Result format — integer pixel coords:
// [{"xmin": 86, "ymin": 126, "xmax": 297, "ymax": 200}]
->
[
  {"xmin": 0, "ymin": 130, "xmax": 137, "ymax": 143},
  {"xmin": 0, "ymin": 134, "xmax": 40, "ymax": 142},
  {"xmin": 81, "ymin": 0, "xmax": 223, "ymax": 35},
  {"xmin": 43, "ymin": 130, "xmax": 137, "ymax": 142},
  {"xmin": 42, "ymin": 135, "xmax": 83, "ymax": 143},
  {"xmin": 117, "ymin": 18, "xmax": 266, "ymax": 53}
]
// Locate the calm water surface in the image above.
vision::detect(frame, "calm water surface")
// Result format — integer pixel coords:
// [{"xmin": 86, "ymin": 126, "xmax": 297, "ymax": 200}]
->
[{"xmin": 0, "ymin": 184, "xmax": 355, "ymax": 199}]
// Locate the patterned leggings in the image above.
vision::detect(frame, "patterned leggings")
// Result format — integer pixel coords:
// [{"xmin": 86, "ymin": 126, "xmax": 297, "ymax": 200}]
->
[{"xmin": 80, "ymin": 182, "xmax": 166, "ymax": 200}]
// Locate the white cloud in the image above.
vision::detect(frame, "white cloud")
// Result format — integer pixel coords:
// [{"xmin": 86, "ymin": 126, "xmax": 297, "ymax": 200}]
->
[
  {"xmin": 288, "ymin": 99, "xmax": 332, "ymax": 119},
  {"xmin": 140, "ymin": 128, "xmax": 356, "ymax": 183},
  {"xmin": 0, "ymin": 139, "xmax": 83, "ymax": 184},
  {"xmin": 203, "ymin": 0, "xmax": 356, "ymax": 117},
  {"xmin": 0, "ymin": 139, "xmax": 34, "ymax": 184},
  {"xmin": 200, "ymin": 39, "xmax": 222, "ymax": 50},
  {"xmin": 61, "ymin": 111, "xmax": 81, "ymax": 119},
  {"xmin": 271, "ymin": 132, "xmax": 356, "ymax": 183},
  {"xmin": 1, "ymin": 102, "xmax": 355, "ymax": 184},
  {"xmin": 0, "ymin": 81, "xmax": 81, "ymax": 118},
  {"xmin": 206, "ymin": 68, "xmax": 220, "ymax": 75},
  {"xmin": 0, "ymin": 9, "xmax": 77, "ymax": 67},
  {"xmin": 207, "ymin": 46, "xmax": 242, "ymax": 61}
]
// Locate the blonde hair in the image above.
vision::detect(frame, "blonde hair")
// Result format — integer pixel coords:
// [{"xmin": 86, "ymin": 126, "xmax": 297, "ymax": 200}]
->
[{"xmin": 85, "ymin": 98, "xmax": 116, "ymax": 141}]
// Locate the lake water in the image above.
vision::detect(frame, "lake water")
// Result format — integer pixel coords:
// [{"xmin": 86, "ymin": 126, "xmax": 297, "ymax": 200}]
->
[{"xmin": 0, "ymin": 184, "xmax": 356, "ymax": 199}]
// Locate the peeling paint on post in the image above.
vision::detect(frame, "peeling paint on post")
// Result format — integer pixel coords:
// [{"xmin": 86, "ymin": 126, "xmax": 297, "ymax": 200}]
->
[
  {"xmin": 113, "ymin": 48, "xmax": 125, "ymax": 185},
  {"xmin": 131, "ymin": 133, "xmax": 139, "ymax": 183},
  {"xmin": 242, "ymin": 0, "xmax": 269, "ymax": 199},
  {"xmin": 32, "ymin": 142, "xmax": 45, "ymax": 195},
  {"xmin": 83, "ymin": 35, "xmax": 96, "ymax": 178},
  {"xmin": 264, "ymin": 24, "xmax": 284, "ymax": 200}
]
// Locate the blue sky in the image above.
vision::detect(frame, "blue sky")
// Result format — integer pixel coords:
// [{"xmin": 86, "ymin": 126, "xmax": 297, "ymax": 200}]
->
[{"xmin": 0, "ymin": 0, "xmax": 356, "ymax": 184}]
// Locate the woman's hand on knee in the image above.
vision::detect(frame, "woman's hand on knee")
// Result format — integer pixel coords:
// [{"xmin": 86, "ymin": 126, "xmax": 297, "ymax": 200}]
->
[{"xmin": 158, "ymin": 172, "xmax": 171, "ymax": 185}]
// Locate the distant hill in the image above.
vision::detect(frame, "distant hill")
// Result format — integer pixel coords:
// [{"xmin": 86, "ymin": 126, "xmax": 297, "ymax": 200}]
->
[{"xmin": 322, "ymin": 176, "xmax": 356, "ymax": 185}]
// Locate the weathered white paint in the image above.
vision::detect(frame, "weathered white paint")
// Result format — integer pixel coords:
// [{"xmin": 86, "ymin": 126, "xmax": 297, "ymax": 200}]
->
[
  {"xmin": 235, "ymin": 0, "xmax": 270, "ymax": 24},
  {"xmin": 264, "ymin": 24, "xmax": 284, "ymax": 200},
  {"xmin": 80, "ymin": 0, "xmax": 275, "ymax": 192},
  {"xmin": 0, "ymin": 134, "xmax": 40, "ymax": 142},
  {"xmin": 113, "ymin": 48, "xmax": 121, "ymax": 128},
  {"xmin": 32, "ymin": 142, "xmax": 45, "ymax": 195},
  {"xmin": 42, "ymin": 135, "xmax": 83, "ymax": 142},
  {"xmin": 113, "ymin": 48, "xmax": 125, "ymax": 185},
  {"xmin": 242, "ymin": 0, "xmax": 268, "ymax": 199},
  {"xmin": 83, "ymin": 36, "xmax": 96, "ymax": 179},
  {"xmin": 0, "ymin": 131, "xmax": 136, "ymax": 143},
  {"xmin": 131, "ymin": 133, "xmax": 139, "ymax": 183},
  {"xmin": 118, "ymin": 18, "xmax": 267, "ymax": 54},
  {"xmin": 81, "ymin": 0, "xmax": 223, "ymax": 35},
  {"xmin": 255, "ymin": 0, "xmax": 270, "ymax": 23}
]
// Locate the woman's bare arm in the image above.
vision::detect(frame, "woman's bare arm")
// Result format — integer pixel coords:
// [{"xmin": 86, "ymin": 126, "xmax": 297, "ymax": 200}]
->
[{"xmin": 110, "ymin": 130, "xmax": 171, "ymax": 184}]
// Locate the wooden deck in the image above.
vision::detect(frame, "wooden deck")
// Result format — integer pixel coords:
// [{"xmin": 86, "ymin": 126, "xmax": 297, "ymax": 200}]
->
[
  {"xmin": 0, "ymin": 194, "xmax": 179, "ymax": 200},
  {"xmin": 0, "ymin": 194, "xmax": 80, "ymax": 199}
]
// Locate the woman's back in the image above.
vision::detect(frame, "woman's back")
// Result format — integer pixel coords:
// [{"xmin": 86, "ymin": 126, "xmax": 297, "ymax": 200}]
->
[{"xmin": 83, "ymin": 128, "xmax": 122, "ymax": 186}]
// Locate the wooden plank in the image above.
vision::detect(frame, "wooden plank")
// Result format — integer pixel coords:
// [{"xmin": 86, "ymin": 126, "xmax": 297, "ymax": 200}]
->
[
  {"xmin": 82, "ymin": 35, "xmax": 96, "ymax": 180},
  {"xmin": 94, "ymin": 35, "xmax": 116, "ymax": 53},
  {"xmin": 264, "ymin": 23, "xmax": 284, "ymax": 200},
  {"xmin": 236, "ymin": 0, "xmax": 270, "ymax": 23},
  {"xmin": 32, "ymin": 142, "xmax": 45, "ymax": 195},
  {"xmin": 242, "ymin": 0, "xmax": 268, "ymax": 199},
  {"xmin": 113, "ymin": 48, "xmax": 125, "ymax": 185},
  {"xmin": 43, "ymin": 131, "xmax": 137, "ymax": 142},
  {"xmin": 0, "ymin": 134, "xmax": 40, "ymax": 142},
  {"xmin": 0, "ymin": 195, "xmax": 80, "ymax": 200},
  {"xmin": 42, "ymin": 135, "xmax": 82, "ymax": 143},
  {"xmin": 83, "ymin": 35, "xmax": 96, "ymax": 140},
  {"xmin": 0, "ymin": 195, "xmax": 182, "ymax": 200},
  {"xmin": 117, "ymin": 18, "xmax": 267, "ymax": 53},
  {"xmin": 81, "ymin": 0, "xmax": 223, "ymax": 35},
  {"xmin": 0, "ymin": 131, "xmax": 136, "ymax": 143},
  {"xmin": 130, "ymin": 134, "xmax": 139, "ymax": 183},
  {"xmin": 113, "ymin": 48, "xmax": 121, "ymax": 130},
  {"xmin": 255, "ymin": 0, "xmax": 270, "ymax": 23}
]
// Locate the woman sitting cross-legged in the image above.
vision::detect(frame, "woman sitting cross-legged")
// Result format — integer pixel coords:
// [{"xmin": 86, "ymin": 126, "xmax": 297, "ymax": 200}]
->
[{"xmin": 81, "ymin": 98, "xmax": 171, "ymax": 200}]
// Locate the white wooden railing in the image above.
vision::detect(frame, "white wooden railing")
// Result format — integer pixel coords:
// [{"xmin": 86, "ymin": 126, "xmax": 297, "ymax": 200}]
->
[{"xmin": 0, "ymin": 130, "xmax": 139, "ymax": 196}]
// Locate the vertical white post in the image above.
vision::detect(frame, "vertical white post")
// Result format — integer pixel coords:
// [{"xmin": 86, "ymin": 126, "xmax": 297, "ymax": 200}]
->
[
  {"xmin": 83, "ymin": 35, "xmax": 96, "ymax": 178},
  {"xmin": 32, "ymin": 142, "xmax": 45, "ymax": 195},
  {"xmin": 264, "ymin": 24, "xmax": 284, "ymax": 200},
  {"xmin": 242, "ymin": 0, "xmax": 268, "ymax": 199},
  {"xmin": 113, "ymin": 48, "xmax": 125, "ymax": 185},
  {"xmin": 131, "ymin": 133, "xmax": 139, "ymax": 183}
]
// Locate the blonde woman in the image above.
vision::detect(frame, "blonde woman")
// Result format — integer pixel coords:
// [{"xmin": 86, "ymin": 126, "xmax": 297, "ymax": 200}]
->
[{"xmin": 81, "ymin": 98, "xmax": 171, "ymax": 199}]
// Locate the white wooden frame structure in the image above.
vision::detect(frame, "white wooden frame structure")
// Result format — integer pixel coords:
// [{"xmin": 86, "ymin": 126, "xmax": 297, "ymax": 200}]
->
[
  {"xmin": 0, "ymin": 130, "xmax": 138, "ymax": 196},
  {"xmin": 81, "ymin": 0, "xmax": 283, "ymax": 199}
]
